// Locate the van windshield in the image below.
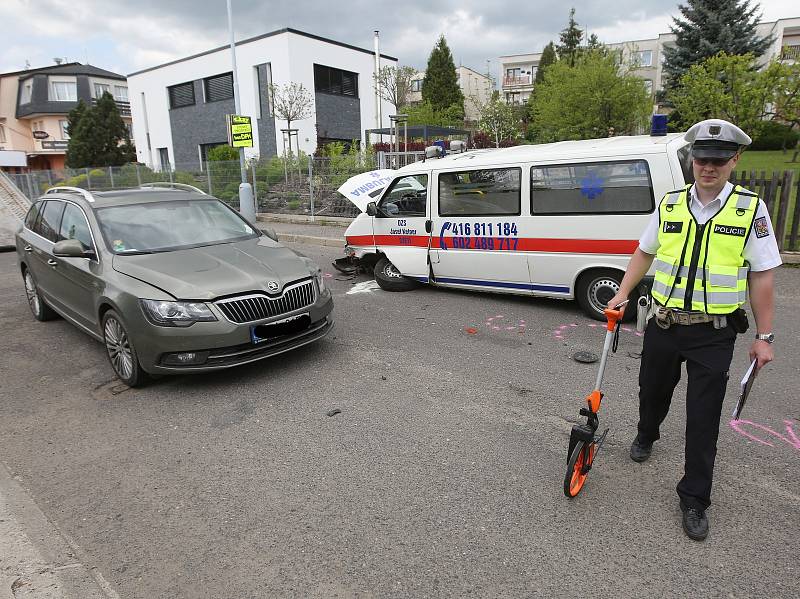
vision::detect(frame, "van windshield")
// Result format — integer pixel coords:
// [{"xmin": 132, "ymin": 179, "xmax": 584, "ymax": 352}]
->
[{"xmin": 95, "ymin": 199, "xmax": 258, "ymax": 254}]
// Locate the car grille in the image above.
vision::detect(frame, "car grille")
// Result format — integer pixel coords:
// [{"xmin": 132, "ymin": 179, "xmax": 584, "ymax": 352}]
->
[{"xmin": 215, "ymin": 279, "xmax": 315, "ymax": 324}]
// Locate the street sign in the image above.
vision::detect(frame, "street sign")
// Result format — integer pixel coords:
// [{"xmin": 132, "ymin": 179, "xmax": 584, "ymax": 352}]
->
[
  {"xmin": 41, "ymin": 140, "xmax": 68, "ymax": 150},
  {"xmin": 32, "ymin": 130, "xmax": 49, "ymax": 140},
  {"xmin": 226, "ymin": 114, "xmax": 253, "ymax": 148}
]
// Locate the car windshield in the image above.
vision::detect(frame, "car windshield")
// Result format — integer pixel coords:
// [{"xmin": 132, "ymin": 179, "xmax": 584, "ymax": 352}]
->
[{"xmin": 95, "ymin": 199, "xmax": 258, "ymax": 254}]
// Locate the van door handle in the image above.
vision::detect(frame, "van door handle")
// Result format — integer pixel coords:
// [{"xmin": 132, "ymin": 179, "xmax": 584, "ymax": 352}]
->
[
  {"xmin": 425, "ymin": 219, "xmax": 432, "ymax": 233},
  {"xmin": 47, "ymin": 259, "xmax": 57, "ymax": 266},
  {"xmin": 24, "ymin": 245, "xmax": 33, "ymax": 252}
]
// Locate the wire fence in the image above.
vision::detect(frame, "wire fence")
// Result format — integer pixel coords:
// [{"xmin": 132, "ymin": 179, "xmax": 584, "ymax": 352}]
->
[{"xmin": 5, "ymin": 153, "xmax": 395, "ymax": 218}]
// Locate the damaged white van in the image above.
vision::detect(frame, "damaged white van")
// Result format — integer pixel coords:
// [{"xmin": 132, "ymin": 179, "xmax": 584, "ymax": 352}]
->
[{"xmin": 337, "ymin": 134, "xmax": 693, "ymax": 320}]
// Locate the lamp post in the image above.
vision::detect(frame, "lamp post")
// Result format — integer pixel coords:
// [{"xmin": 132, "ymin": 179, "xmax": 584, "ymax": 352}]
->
[{"xmin": 226, "ymin": 0, "xmax": 255, "ymax": 221}]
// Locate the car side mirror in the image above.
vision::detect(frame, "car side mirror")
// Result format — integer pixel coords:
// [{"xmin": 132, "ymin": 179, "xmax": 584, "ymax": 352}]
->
[
  {"xmin": 53, "ymin": 238, "xmax": 96, "ymax": 259},
  {"xmin": 366, "ymin": 202, "xmax": 378, "ymax": 217}
]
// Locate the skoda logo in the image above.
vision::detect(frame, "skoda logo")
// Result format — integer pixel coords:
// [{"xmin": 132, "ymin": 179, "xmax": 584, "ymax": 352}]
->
[{"xmin": 267, "ymin": 280, "xmax": 280, "ymax": 293}]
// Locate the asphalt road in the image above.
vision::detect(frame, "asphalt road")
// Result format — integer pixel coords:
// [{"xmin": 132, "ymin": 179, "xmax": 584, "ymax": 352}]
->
[{"xmin": 0, "ymin": 245, "xmax": 798, "ymax": 598}]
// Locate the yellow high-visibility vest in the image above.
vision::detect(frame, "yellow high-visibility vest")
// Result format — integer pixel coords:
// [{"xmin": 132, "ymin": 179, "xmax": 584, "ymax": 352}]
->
[{"xmin": 651, "ymin": 184, "xmax": 759, "ymax": 314}]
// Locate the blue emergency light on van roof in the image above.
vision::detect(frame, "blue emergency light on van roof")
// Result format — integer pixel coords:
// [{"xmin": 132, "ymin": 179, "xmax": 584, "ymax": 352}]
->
[
  {"xmin": 651, "ymin": 114, "xmax": 668, "ymax": 136},
  {"xmin": 433, "ymin": 140, "xmax": 447, "ymax": 156}
]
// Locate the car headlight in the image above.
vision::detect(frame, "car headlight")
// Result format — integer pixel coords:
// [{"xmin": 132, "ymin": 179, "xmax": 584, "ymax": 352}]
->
[
  {"xmin": 140, "ymin": 299, "xmax": 217, "ymax": 327},
  {"xmin": 313, "ymin": 268, "xmax": 326, "ymax": 293}
]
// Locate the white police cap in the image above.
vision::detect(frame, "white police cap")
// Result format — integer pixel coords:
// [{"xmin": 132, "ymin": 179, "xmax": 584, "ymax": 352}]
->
[{"xmin": 685, "ymin": 119, "xmax": 752, "ymax": 159}]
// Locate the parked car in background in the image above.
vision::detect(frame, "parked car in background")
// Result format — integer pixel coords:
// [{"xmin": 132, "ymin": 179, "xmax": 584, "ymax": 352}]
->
[{"xmin": 16, "ymin": 183, "xmax": 333, "ymax": 386}]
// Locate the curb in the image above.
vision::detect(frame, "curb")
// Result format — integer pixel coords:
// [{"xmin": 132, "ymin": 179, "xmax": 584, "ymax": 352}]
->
[
  {"xmin": 256, "ymin": 213, "xmax": 353, "ymax": 227},
  {"xmin": 275, "ymin": 233, "xmax": 343, "ymax": 248},
  {"xmin": 780, "ymin": 251, "xmax": 800, "ymax": 264}
]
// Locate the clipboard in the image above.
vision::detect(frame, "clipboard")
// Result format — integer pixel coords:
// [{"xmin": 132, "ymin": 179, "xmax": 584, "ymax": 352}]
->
[{"xmin": 732, "ymin": 359, "xmax": 758, "ymax": 420}]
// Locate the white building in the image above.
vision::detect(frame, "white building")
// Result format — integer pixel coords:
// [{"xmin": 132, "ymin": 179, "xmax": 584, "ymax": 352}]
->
[
  {"xmin": 128, "ymin": 28, "xmax": 397, "ymax": 170},
  {"xmin": 499, "ymin": 16, "xmax": 800, "ymax": 108}
]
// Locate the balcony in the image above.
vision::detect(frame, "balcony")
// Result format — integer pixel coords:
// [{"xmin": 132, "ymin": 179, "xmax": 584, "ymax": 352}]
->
[
  {"xmin": 780, "ymin": 45, "xmax": 800, "ymax": 61},
  {"xmin": 502, "ymin": 75, "xmax": 532, "ymax": 88},
  {"xmin": 91, "ymin": 97, "xmax": 131, "ymax": 117}
]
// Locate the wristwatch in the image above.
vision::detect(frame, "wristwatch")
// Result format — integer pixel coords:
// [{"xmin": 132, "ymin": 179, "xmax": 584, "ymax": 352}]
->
[{"xmin": 755, "ymin": 332, "xmax": 775, "ymax": 343}]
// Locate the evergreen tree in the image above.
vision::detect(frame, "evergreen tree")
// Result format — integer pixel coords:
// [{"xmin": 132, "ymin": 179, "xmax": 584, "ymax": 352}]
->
[
  {"xmin": 556, "ymin": 8, "xmax": 584, "ymax": 67},
  {"xmin": 663, "ymin": 0, "xmax": 774, "ymax": 88},
  {"xmin": 421, "ymin": 35, "xmax": 464, "ymax": 116},
  {"xmin": 535, "ymin": 42, "xmax": 557, "ymax": 85},
  {"xmin": 65, "ymin": 94, "xmax": 134, "ymax": 168}
]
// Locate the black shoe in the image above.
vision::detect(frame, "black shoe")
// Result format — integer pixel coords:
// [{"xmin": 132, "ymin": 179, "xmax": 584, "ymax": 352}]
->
[
  {"xmin": 681, "ymin": 505, "xmax": 709, "ymax": 541},
  {"xmin": 629, "ymin": 436, "xmax": 653, "ymax": 462}
]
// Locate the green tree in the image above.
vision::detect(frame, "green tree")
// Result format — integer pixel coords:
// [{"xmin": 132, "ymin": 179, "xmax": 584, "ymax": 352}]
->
[
  {"xmin": 530, "ymin": 50, "xmax": 651, "ymax": 142},
  {"xmin": 670, "ymin": 52, "xmax": 780, "ymax": 132},
  {"xmin": 375, "ymin": 65, "xmax": 417, "ymax": 113},
  {"xmin": 663, "ymin": 0, "xmax": 774, "ymax": 89},
  {"xmin": 421, "ymin": 35, "xmax": 464, "ymax": 116},
  {"xmin": 771, "ymin": 62, "xmax": 800, "ymax": 161},
  {"xmin": 477, "ymin": 92, "xmax": 520, "ymax": 147},
  {"xmin": 556, "ymin": 8, "xmax": 584, "ymax": 67},
  {"xmin": 64, "ymin": 100, "xmax": 92, "ymax": 168},
  {"xmin": 65, "ymin": 94, "xmax": 134, "ymax": 168},
  {"xmin": 535, "ymin": 42, "xmax": 557, "ymax": 85},
  {"xmin": 404, "ymin": 100, "xmax": 464, "ymax": 129}
]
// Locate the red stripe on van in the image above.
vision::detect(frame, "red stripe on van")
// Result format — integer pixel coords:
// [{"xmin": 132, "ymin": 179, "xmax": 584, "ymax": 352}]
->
[
  {"xmin": 350, "ymin": 235, "xmax": 638, "ymax": 255},
  {"xmin": 346, "ymin": 235, "xmax": 376, "ymax": 246}
]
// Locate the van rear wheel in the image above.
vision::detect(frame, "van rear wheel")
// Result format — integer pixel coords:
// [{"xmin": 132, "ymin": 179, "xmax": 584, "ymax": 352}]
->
[
  {"xmin": 576, "ymin": 269, "xmax": 635, "ymax": 322},
  {"xmin": 374, "ymin": 257, "xmax": 420, "ymax": 292}
]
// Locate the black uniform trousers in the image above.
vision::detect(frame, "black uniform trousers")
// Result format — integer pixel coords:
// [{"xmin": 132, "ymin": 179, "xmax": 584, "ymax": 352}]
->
[{"xmin": 637, "ymin": 318, "xmax": 737, "ymax": 511}]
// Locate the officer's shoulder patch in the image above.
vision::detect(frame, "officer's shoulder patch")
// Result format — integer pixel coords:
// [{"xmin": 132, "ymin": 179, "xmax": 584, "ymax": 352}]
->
[{"xmin": 753, "ymin": 216, "xmax": 770, "ymax": 238}]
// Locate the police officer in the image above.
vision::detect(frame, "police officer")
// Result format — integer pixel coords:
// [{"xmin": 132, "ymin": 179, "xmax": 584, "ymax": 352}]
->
[{"xmin": 607, "ymin": 119, "xmax": 781, "ymax": 541}]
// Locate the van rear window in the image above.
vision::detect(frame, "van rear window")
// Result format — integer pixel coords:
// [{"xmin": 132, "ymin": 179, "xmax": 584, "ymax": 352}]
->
[
  {"xmin": 530, "ymin": 160, "xmax": 654, "ymax": 215},
  {"xmin": 439, "ymin": 168, "xmax": 521, "ymax": 216}
]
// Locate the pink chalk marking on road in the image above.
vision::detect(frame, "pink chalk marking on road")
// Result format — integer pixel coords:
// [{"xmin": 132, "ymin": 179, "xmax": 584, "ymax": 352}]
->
[
  {"xmin": 729, "ymin": 419, "xmax": 800, "ymax": 452},
  {"xmin": 570, "ymin": 323, "xmax": 578, "ymax": 327}
]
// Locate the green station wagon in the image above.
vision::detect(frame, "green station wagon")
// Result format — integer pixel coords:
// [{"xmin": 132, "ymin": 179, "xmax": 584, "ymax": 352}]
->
[{"xmin": 16, "ymin": 183, "xmax": 334, "ymax": 386}]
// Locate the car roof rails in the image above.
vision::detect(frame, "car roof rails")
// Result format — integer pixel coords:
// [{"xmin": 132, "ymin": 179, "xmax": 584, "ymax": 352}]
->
[
  {"xmin": 139, "ymin": 182, "xmax": 208, "ymax": 195},
  {"xmin": 45, "ymin": 186, "xmax": 97, "ymax": 203}
]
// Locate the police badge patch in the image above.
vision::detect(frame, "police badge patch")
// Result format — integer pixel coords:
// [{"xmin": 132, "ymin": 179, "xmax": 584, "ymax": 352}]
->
[{"xmin": 754, "ymin": 216, "xmax": 770, "ymax": 238}]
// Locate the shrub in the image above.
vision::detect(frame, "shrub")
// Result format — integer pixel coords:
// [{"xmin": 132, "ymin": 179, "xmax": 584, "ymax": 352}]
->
[
  {"xmin": 287, "ymin": 200, "xmax": 301, "ymax": 210},
  {"xmin": 751, "ymin": 121, "xmax": 800, "ymax": 151},
  {"xmin": 207, "ymin": 145, "xmax": 239, "ymax": 161}
]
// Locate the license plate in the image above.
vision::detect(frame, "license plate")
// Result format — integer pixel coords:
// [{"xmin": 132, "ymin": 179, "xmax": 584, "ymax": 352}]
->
[{"xmin": 250, "ymin": 313, "xmax": 310, "ymax": 344}]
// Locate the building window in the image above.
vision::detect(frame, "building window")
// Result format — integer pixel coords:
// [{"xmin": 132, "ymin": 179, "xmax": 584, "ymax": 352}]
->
[
  {"xmin": 505, "ymin": 92, "xmax": 521, "ymax": 105},
  {"xmin": 439, "ymin": 168, "xmax": 521, "ymax": 216},
  {"xmin": 643, "ymin": 79, "xmax": 653, "ymax": 95},
  {"xmin": 314, "ymin": 64, "xmax": 358, "ymax": 97},
  {"xmin": 59, "ymin": 120, "xmax": 70, "ymax": 140},
  {"xmin": 168, "ymin": 81, "xmax": 195, "ymax": 109},
  {"xmin": 530, "ymin": 160, "xmax": 654, "ymax": 215},
  {"xmin": 125, "ymin": 123, "xmax": 133, "ymax": 139},
  {"xmin": 410, "ymin": 79, "xmax": 422, "ymax": 92},
  {"xmin": 94, "ymin": 83, "xmax": 111, "ymax": 98},
  {"xmin": 0, "ymin": 124, "xmax": 6, "ymax": 143},
  {"xmin": 632, "ymin": 50, "xmax": 653, "ymax": 67},
  {"xmin": 20, "ymin": 81, "xmax": 33, "ymax": 104},
  {"xmin": 204, "ymin": 73, "xmax": 234, "ymax": 103},
  {"xmin": 114, "ymin": 86, "xmax": 129, "ymax": 102},
  {"xmin": 50, "ymin": 81, "xmax": 77, "ymax": 101},
  {"xmin": 158, "ymin": 147, "xmax": 170, "ymax": 171}
]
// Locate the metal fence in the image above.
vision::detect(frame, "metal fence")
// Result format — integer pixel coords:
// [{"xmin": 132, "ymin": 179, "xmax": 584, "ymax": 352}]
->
[{"xmin": 5, "ymin": 153, "xmax": 394, "ymax": 218}]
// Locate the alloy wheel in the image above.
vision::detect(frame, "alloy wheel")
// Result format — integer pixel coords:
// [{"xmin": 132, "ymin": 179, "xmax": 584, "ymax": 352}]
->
[
  {"xmin": 104, "ymin": 317, "xmax": 134, "ymax": 380},
  {"xmin": 24, "ymin": 271, "xmax": 40, "ymax": 316}
]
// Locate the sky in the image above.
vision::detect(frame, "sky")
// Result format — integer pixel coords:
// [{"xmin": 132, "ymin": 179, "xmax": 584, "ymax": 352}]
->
[{"xmin": 0, "ymin": 0, "xmax": 797, "ymax": 78}]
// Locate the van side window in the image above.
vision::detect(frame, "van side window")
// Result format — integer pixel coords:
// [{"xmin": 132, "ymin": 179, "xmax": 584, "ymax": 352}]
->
[
  {"xmin": 439, "ymin": 168, "xmax": 521, "ymax": 216},
  {"xmin": 530, "ymin": 160, "xmax": 654, "ymax": 215},
  {"xmin": 378, "ymin": 174, "xmax": 428, "ymax": 217}
]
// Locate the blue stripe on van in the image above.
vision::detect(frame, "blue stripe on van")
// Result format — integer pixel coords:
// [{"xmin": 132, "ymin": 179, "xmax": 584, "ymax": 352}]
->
[{"xmin": 434, "ymin": 277, "xmax": 570, "ymax": 294}]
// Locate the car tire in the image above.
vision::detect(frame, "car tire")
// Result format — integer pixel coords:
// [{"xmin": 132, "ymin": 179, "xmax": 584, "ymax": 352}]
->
[
  {"xmin": 575, "ymin": 269, "xmax": 636, "ymax": 322},
  {"xmin": 374, "ymin": 257, "xmax": 420, "ymax": 292},
  {"xmin": 102, "ymin": 310, "xmax": 148, "ymax": 387},
  {"xmin": 23, "ymin": 269, "xmax": 57, "ymax": 322}
]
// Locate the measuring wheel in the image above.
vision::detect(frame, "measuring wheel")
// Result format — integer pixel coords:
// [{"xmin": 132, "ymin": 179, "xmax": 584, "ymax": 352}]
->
[{"xmin": 563, "ymin": 440, "xmax": 596, "ymax": 498}]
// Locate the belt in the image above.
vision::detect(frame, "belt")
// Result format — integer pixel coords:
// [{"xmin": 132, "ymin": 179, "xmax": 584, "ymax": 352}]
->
[{"xmin": 654, "ymin": 306, "xmax": 727, "ymax": 329}]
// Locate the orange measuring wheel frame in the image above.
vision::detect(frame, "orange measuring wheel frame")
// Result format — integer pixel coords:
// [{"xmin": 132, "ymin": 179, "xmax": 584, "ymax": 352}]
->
[{"xmin": 563, "ymin": 303, "xmax": 626, "ymax": 499}]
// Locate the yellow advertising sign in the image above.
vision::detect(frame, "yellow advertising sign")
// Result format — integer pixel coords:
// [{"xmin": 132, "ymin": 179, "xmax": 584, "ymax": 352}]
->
[{"xmin": 227, "ymin": 114, "xmax": 254, "ymax": 148}]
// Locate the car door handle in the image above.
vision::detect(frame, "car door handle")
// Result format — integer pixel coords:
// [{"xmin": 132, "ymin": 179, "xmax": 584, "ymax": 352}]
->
[
  {"xmin": 24, "ymin": 245, "xmax": 33, "ymax": 252},
  {"xmin": 47, "ymin": 259, "xmax": 57, "ymax": 266}
]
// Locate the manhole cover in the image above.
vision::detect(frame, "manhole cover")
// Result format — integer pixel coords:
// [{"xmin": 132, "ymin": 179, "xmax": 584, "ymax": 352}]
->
[{"xmin": 572, "ymin": 351, "xmax": 599, "ymax": 363}]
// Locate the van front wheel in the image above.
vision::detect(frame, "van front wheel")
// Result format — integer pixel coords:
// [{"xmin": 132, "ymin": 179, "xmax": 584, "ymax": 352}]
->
[
  {"xmin": 576, "ymin": 269, "xmax": 635, "ymax": 322},
  {"xmin": 374, "ymin": 257, "xmax": 420, "ymax": 292}
]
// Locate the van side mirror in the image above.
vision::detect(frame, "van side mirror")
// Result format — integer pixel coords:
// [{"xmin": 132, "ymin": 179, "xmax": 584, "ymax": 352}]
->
[
  {"xmin": 366, "ymin": 202, "xmax": 378, "ymax": 216},
  {"xmin": 53, "ymin": 238, "xmax": 96, "ymax": 259}
]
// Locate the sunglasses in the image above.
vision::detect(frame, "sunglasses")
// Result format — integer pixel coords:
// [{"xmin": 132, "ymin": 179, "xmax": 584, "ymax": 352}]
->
[{"xmin": 693, "ymin": 156, "xmax": 732, "ymax": 167}]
